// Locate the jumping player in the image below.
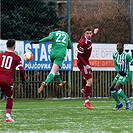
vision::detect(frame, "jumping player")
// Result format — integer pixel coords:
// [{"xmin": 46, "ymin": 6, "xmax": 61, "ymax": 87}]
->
[
  {"xmin": 77, "ymin": 27, "xmax": 99, "ymax": 110},
  {"xmin": 0, "ymin": 39, "xmax": 26, "ymax": 122},
  {"xmin": 30, "ymin": 30, "xmax": 72, "ymax": 93}
]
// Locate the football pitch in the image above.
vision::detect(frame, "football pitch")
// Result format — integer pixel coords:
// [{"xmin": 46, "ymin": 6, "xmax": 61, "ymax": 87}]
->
[{"xmin": 0, "ymin": 98, "xmax": 133, "ymax": 133}]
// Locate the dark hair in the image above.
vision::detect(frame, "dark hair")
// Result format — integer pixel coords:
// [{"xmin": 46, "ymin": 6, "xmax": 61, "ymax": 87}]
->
[
  {"xmin": 6, "ymin": 39, "xmax": 16, "ymax": 47},
  {"xmin": 84, "ymin": 27, "xmax": 91, "ymax": 32},
  {"xmin": 117, "ymin": 42, "xmax": 124, "ymax": 46}
]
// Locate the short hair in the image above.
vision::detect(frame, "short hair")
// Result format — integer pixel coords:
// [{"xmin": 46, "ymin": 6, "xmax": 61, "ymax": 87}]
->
[
  {"xmin": 117, "ymin": 42, "xmax": 124, "ymax": 46},
  {"xmin": 6, "ymin": 39, "xmax": 16, "ymax": 48},
  {"xmin": 84, "ymin": 27, "xmax": 91, "ymax": 32}
]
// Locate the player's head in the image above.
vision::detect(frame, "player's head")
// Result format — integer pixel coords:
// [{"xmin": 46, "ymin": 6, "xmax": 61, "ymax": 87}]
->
[
  {"xmin": 6, "ymin": 39, "xmax": 16, "ymax": 51},
  {"xmin": 84, "ymin": 27, "xmax": 92, "ymax": 39},
  {"xmin": 117, "ymin": 42, "xmax": 124, "ymax": 54}
]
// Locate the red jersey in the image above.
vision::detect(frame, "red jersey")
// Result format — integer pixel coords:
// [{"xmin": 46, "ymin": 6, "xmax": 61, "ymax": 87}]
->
[
  {"xmin": 0, "ymin": 50, "xmax": 24, "ymax": 83},
  {"xmin": 77, "ymin": 33, "xmax": 95, "ymax": 66}
]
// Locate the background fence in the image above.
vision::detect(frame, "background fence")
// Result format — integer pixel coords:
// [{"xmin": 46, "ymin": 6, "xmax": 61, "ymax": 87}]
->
[
  {"xmin": 7, "ymin": 71, "xmax": 131, "ymax": 99},
  {"xmin": 1, "ymin": 0, "xmax": 133, "ymax": 99}
]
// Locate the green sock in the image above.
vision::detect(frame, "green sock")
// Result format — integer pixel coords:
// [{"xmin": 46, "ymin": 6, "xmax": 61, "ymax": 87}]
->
[
  {"xmin": 118, "ymin": 89, "xmax": 128, "ymax": 103},
  {"xmin": 55, "ymin": 72, "xmax": 62, "ymax": 83},
  {"xmin": 111, "ymin": 90, "xmax": 121, "ymax": 104},
  {"xmin": 45, "ymin": 72, "xmax": 55, "ymax": 85}
]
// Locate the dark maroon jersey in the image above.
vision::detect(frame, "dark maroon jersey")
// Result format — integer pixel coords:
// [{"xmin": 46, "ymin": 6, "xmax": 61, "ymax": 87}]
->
[
  {"xmin": 0, "ymin": 51, "xmax": 24, "ymax": 83},
  {"xmin": 77, "ymin": 34, "xmax": 94, "ymax": 66}
]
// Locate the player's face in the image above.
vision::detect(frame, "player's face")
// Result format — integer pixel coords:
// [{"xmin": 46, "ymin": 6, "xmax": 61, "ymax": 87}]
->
[
  {"xmin": 85, "ymin": 31, "xmax": 92, "ymax": 39},
  {"xmin": 117, "ymin": 43, "xmax": 124, "ymax": 54}
]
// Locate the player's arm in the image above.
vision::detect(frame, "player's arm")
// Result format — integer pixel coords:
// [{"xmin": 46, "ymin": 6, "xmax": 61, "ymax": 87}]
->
[
  {"xmin": 67, "ymin": 36, "xmax": 72, "ymax": 49},
  {"xmin": 77, "ymin": 43, "xmax": 88, "ymax": 66},
  {"xmin": 30, "ymin": 33, "xmax": 54, "ymax": 44},
  {"xmin": 112, "ymin": 53, "xmax": 119, "ymax": 71},
  {"xmin": 77, "ymin": 53, "xmax": 87, "ymax": 66},
  {"xmin": 92, "ymin": 28, "xmax": 99, "ymax": 37},
  {"xmin": 127, "ymin": 53, "xmax": 133, "ymax": 65},
  {"xmin": 39, "ymin": 33, "xmax": 54, "ymax": 43},
  {"xmin": 16, "ymin": 59, "xmax": 26, "ymax": 84}
]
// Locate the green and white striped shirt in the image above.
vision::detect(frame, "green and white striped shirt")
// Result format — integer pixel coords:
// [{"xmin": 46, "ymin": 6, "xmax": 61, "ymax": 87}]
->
[{"xmin": 113, "ymin": 51, "xmax": 133, "ymax": 75}]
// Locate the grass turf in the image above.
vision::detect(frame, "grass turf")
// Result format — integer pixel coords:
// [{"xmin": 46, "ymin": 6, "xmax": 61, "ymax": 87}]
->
[{"xmin": 0, "ymin": 98, "xmax": 133, "ymax": 133}]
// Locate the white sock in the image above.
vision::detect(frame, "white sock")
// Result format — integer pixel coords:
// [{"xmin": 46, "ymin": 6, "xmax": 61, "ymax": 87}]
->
[
  {"xmin": 85, "ymin": 99, "xmax": 89, "ymax": 103},
  {"xmin": 6, "ymin": 113, "xmax": 10, "ymax": 118}
]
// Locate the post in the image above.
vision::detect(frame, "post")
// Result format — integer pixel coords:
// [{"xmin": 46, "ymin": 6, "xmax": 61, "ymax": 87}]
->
[
  {"xmin": 131, "ymin": 0, "xmax": 133, "ymax": 43},
  {"xmin": 67, "ymin": 0, "xmax": 71, "ymax": 97}
]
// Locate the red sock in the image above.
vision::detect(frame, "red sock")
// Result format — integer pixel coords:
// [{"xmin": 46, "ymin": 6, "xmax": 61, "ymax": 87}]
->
[
  {"xmin": 84, "ymin": 86, "xmax": 91, "ymax": 100},
  {"xmin": 6, "ymin": 98, "xmax": 13, "ymax": 114},
  {"xmin": 82, "ymin": 78, "xmax": 86, "ymax": 88}
]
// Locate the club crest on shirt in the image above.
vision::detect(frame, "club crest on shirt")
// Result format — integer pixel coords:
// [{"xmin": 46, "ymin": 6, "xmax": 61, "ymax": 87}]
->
[{"xmin": 117, "ymin": 60, "xmax": 123, "ymax": 65}]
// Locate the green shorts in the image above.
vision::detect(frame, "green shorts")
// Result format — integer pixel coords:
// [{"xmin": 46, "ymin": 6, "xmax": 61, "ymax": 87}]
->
[
  {"xmin": 50, "ymin": 52, "xmax": 65, "ymax": 68},
  {"xmin": 113, "ymin": 74, "xmax": 131, "ymax": 86}
]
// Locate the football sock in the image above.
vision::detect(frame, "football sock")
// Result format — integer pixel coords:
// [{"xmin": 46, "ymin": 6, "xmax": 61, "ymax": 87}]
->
[
  {"xmin": 82, "ymin": 78, "xmax": 86, "ymax": 88},
  {"xmin": 6, "ymin": 97, "xmax": 13, "ymax": 114},
  {"xmin": 117, "ymin": 89, "xmax": 128, "ymax": 103},
  {"xmin": 45, "ymin": 72, "xmax": 55, "ymax": 85},
  {"xmin": 55, "ymin": 72, "xmax": 62, "ymax": 83},
  {"xmin": 84, "ymin": 86, "xmax": 91, "ymax": 100},
  {"xmin": 111, "ymin": 90, "xmax": 121, "ymax": 104}
]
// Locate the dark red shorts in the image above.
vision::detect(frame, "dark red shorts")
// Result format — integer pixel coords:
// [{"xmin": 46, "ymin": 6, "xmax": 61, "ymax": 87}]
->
[
  {"xmin": 78, "ymin": 63, "xmax": 92, "ymax": 80},
  {"xmin": 0, "ymin": 79, "xmax": 13, "ymax": 97}
]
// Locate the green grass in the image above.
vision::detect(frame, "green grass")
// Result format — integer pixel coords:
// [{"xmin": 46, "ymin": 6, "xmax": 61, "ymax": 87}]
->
[{"xmin": 0, "ymin": 98, "xmax": 133, "ymax": 133}]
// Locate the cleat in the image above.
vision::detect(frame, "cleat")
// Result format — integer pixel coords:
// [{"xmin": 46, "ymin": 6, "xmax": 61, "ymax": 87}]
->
[
  {"xmin": 38, "ymin": 82, "xmax": 46, "ymax": 93},
  {"xmin": 81, "ymin": 89, "xmax": 84, "ymax": 93},
  {"xmin": 84, "ymin": 101, "xmax": 94, "ymax": 110},
  {"xmin": 58, "ymin": 81, "xmax": 66, "ymax": 87},
  {"xmin": 113, "ymin": 103, "xmax": 123, "ymax": 110},
  {"xmin": 6, "ymin": 117, "xmax": 15, "ymax": 123},
  {"xmin": 126, "ymin": 102, "xmax": 131, "ymax": 110}
]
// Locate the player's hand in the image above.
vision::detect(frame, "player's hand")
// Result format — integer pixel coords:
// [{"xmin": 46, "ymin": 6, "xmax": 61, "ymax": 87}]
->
[
  {"xmin": 86, "ymin": 65, "xmax": 91, "ymax": 70},
  {"xmin": 118, "ymin": 71, "xmax": 127, "ymax": 76},
  {"xmin": 94, "ymin": 28, "xmax": 99, "ymax": 34},
  {"xmin": 22, "ymin": 80, "xmax": 27, "ymax": 85},
  {"xmin": 30, "ymin": 41, "xmax": 39, "ymax": 44}
]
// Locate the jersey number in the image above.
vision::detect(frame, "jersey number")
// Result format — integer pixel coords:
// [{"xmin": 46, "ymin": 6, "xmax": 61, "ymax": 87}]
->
[
  {"xmin": 1, "ymin": 55, "xmax": 13, "ymax": 69},
  {"xmin": 56, "ymin": 33, "xmax": 66, "ymax": 43}
]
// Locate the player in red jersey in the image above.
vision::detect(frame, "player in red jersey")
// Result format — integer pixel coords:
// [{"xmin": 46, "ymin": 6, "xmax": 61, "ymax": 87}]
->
[
  {"xmin": 77, "ymin": 27, "xmax": 99, "ymax": 110},
  {"xmin": 0, "ymin": 39, "xmax": 26, "ymax": 122}
]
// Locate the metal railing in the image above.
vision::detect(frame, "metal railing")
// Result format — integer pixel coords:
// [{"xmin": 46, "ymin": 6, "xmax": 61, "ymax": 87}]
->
[{"xmin": 9, "ymin": 70, "xmax": 131, "ymax": 99}]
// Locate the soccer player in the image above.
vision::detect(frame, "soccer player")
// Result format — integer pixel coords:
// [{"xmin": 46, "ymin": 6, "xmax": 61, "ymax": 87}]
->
[
  {"xmin": 0, "ymin": 39, "xmax": 26, "ymax": 122},
  {"xmin": 77, "ymin": 27, "xmax": 99, "ymax": 110},
  {"xmin": 30, "ymin": 30, "xmax": 72, "ymax": 93},
  {"xmin": 110, "ymin": 42, "xmax": 133, "ymax": 110}
]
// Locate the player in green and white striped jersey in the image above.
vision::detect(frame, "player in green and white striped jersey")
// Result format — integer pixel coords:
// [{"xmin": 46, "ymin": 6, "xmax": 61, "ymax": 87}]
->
[{"xmin": 110, "ymin": 42, "xmax": 133, "ymax": 110}]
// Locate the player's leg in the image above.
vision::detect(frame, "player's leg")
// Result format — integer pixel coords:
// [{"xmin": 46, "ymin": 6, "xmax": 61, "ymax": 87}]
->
[
  {"xmin": 111, "ymin": 83, "xmax": 123, "ymax": 110},
  {"xmin": 38, "ymin": 64, "xmax": 59, "ymax": 93},
  {"xmin": 55, "ymin": 71, "xmax": 66, "ymax": 87},
  {"xmin": 117, "ymin": 76, "xmax": 131, "ymax": 109},
  {"xmin": 81, "ymin": 66, "xmax": 93, "ymax": 110},
  {"xmin": 81, "ymin": 77, "xmax": 86, "ymax": 93},
  {"xmin": 2, "ymin": 85, "xmax": 15, "ymax": 122},
  {"xmin": 110, "ymin": 75, "xmax": 123, "ymax": 110},
  {"xmin": 84, "ymin": 78, "xmax": 94, "ymax": 110},
  {"xmin": 38, "ymin": 53, "xmax": 65, "ymax": 93},
  {"xmin": 53, "ymin": 53, "xmax": 66, "ymax": 86}
]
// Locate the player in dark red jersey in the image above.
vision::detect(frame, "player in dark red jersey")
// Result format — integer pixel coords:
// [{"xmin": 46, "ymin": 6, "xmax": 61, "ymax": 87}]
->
[
  {"xmin": 77, "ymin": 27, "xmax": 99, "ymax": 110},
  {"xmin": 0, "ymin": 39, "xmax": 26, "ymax": 122}
]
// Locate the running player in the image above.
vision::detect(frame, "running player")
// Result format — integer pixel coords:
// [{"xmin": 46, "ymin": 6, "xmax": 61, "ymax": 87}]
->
[{"xmin": 0, "ymin": 39, "xmax": 26, "ymax": 122}]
